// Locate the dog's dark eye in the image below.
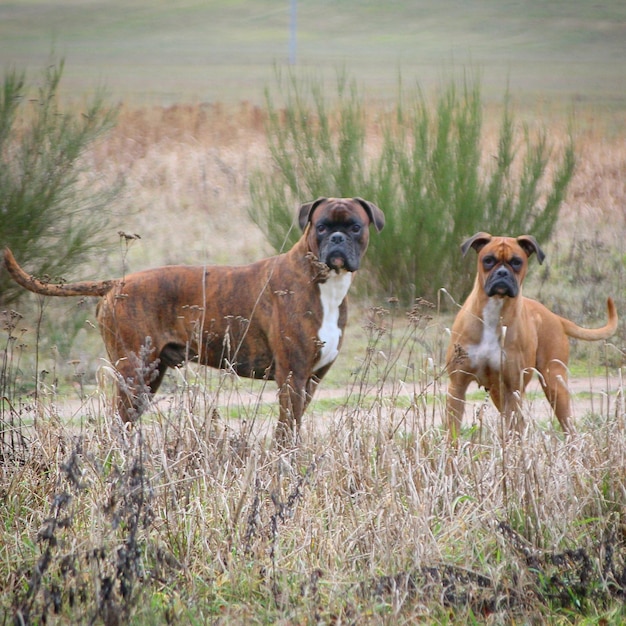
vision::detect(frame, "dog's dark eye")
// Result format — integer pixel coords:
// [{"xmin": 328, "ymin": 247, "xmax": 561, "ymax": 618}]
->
[
  {"xmin": 510, "ymin": 257, "xmax": 523, "ymax": 271},
  {"xmin": 482, "ymin": 255, "xmax": 496, "ymax": 270},
  {"xmin": 350, "ymin": 224, "xmax": 362, "ymax": 234},
  {"xmin": 317, "ymin": 224, "xmax": 328, "ymax": 235}
]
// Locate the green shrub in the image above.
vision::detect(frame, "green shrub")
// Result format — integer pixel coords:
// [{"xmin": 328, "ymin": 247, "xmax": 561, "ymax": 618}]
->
[
  {"xmin": 249, "ymin": 70, "xmax": 575, "ymax": 304},
  {"xmin": 250, "ymin": 69, "xmax": 370, "ymax": 253},
  {"xmin": 0, "ymin": 60, "xmax": 119, "ymax": 305}
]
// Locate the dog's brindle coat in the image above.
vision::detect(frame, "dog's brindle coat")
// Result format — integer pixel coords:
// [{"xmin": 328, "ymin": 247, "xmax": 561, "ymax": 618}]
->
[
  {"xmin": 445, "ymin": 232, "xmax": 618, "ymax": 437},
  {"xmin": 4, "ymin": 197, "xmax": 384, "ymax": 444}
]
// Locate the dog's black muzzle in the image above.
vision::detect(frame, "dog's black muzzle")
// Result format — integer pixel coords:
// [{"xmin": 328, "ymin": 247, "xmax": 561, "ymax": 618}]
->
[
  {"xmin": 320, "ymin": 231, "xmax": 360, "ymax": 272},
  {"xmin": 485, "ymin": 266, "xmax": 519, "ymax": 298}
]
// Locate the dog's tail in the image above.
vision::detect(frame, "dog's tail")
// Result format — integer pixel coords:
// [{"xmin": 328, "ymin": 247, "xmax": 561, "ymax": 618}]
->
[
  {"xmin": 3, "ymin": 248, "xmax": 116, "ymax": 297},
  {"xmin": 560, "ymin": 297, "xmax": 618, "ymax": 341}
]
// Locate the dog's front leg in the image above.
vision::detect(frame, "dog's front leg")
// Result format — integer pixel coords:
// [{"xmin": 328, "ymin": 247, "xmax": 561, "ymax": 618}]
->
[
  {"xmin": 500, "ymin": 388, "xmax": 525, "ymax": 433},
  {"xmin": 274, "ymin": 371, "xmax": 308, "ymax": 448},
  {"xmin": 446, "ymin": 373, "xmax": 470, "ymax": 441}
]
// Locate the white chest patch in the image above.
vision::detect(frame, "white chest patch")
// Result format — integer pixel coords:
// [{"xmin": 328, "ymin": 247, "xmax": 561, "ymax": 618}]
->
[
  {"xmin": 466, "ymin": 298, "xmax": 504, "ymax": 374},
  {"xmin": 315, "ymin": 271, "xmax": 352, "ymax": 370}
]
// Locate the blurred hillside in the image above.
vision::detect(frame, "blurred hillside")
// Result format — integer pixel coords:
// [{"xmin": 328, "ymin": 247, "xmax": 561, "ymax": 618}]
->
[{"xmin": 0, "ymin": 1, "xmax": 625, "ymax": 106}]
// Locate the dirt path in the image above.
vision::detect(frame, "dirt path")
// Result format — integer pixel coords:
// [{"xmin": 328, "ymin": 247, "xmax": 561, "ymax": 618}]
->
[{"xmin": 31, "ymin": 372, "xmax": 624, "ymax": 439}]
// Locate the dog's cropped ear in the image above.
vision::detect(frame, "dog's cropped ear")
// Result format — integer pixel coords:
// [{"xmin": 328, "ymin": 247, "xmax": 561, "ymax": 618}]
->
[
  {"xmin": 354, "ymin": 198, "xmax": 385, "ymax": 232},
  {"xmin": 298, "ymin": 198, "xmax": 328, "ymax": 231},
  {"xmin": 461, "ymin": 232, "xmax": 492, "ymax": 257},
  {"xmin": 517, "ymin": 235, "xmax": 546, "ymax": 265}
]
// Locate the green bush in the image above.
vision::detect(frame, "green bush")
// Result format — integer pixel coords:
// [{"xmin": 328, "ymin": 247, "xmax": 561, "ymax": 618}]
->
[
  {"xmin": 249, "ymin": 71, "xmax": 575, "ymax": 305},
  {"xmin": 250, "ymin": 69, "xmax": 370, "ymax": 253},
  {"xmin": 0, "ymin": 60, "xmax": 119, "ymax": 305}
]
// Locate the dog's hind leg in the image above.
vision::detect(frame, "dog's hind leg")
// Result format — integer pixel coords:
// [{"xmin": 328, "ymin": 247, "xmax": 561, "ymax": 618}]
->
[
  {"xmin": 113, "ymin": 340, "xmax": 168, "ymax": 422},
  {"xmin": 538, "ymin": 360, "xmax": 573, "ymax": 434}
]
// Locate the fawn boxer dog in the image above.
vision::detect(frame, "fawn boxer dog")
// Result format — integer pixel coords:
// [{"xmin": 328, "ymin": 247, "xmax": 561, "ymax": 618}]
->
[
  {"xmin": 4, "ymin": 197, "xmax": 385, "ymax": 445},
  {"xmin": 445, "ymin": 232, "xmax": 618, "ymax": 438}
]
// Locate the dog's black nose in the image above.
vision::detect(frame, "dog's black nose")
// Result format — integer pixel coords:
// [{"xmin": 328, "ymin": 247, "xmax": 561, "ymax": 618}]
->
[
  {"xmin": 494, "ymin": 267, "xmax": 509, "ymax": 278},
  {"xmin": 330, "ymin": 232, "xmax": 346, "ymax": 244}
]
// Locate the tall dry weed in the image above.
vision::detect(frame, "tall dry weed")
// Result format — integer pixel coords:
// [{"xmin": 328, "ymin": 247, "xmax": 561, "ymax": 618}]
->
[{"xmin": 1, "ymin": 302, "xmax": 625, "ymax": 622}]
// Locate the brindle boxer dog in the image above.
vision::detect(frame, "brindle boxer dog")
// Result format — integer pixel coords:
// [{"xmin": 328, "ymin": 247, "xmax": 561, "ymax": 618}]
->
[
  {"xmin": 4, "ymin": 197, "xmax": 385, "ymax": 445},
  {"xmin": 445, "ymin": 232, "xmax": 618, "ymax": 438}
]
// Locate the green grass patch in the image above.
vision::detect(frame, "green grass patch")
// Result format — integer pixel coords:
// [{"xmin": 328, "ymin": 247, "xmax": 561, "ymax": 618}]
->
[{"xmin": 2, "ymin": 1, "xmax": 626, "ymax": 107}]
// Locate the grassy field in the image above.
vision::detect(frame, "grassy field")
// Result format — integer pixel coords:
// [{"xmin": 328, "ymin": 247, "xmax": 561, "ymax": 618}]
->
[
  {"xmin": 1, "ymin": 3, "xmax": 626, "ymax": 624},
  {"xmin": 1, "ymin": 1, "xmax": 626, "ymax": 106}
]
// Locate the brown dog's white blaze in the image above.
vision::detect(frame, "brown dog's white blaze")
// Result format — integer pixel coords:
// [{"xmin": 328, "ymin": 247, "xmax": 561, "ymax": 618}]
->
[
  {"xmin": 3, "ymin": 197, "xmax": 384, "ymax": 445},
  {"xmin": 445, "ymin": 232, "xmax": 618, "ymax": 438},
  {"xmin": 315, "ymin": 271, "xmax": 352, "ymax": 370}
]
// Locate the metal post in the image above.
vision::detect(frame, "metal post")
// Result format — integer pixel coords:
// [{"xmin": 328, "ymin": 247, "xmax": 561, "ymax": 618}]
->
[{"xmin": 289, "ymin": 0, "xmax": 297, "ymax": 65}]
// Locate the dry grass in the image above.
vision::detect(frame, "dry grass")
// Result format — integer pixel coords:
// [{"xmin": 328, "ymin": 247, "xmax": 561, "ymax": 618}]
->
[
  {"xmin": 88, "ymin": 102, "xmax": 271, "ymax": 272},
  {"xmin": 2, "ymin": 100, "xmax": 626, "ymax": 623}
]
